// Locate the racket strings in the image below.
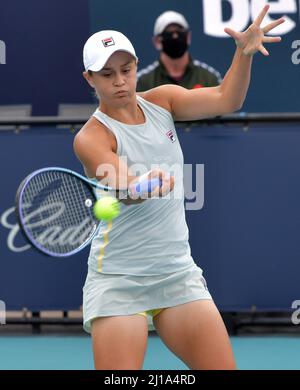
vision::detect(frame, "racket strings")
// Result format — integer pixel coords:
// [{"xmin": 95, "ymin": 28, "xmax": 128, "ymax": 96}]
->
[{"xmin": 20, "ymin": 171, "xmax": 98, "ymax": 255}]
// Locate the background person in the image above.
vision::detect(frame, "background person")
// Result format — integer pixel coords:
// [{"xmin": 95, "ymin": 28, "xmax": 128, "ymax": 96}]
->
[{"xmin": 137, "ymin": 10, "xmax": 222, "ymax": 91}]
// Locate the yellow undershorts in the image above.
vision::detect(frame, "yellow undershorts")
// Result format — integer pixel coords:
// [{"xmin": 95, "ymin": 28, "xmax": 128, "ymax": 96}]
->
[{"xmin": 137, "ymin": 308, "xmax": 164, "ymax": 318}]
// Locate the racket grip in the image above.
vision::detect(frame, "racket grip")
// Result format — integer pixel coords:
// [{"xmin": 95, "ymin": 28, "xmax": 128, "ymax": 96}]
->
[{"xmin": 134, "ymin": 178, "xmax": 162, "ymax": 194}]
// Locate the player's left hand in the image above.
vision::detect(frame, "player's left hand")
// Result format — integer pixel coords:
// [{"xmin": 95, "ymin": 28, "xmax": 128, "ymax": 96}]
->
[{"xmin": 224, "ymin": 5, "xmax": 285, "ymax": 56}]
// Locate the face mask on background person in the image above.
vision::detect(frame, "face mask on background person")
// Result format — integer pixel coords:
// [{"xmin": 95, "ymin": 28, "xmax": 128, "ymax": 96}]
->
[{"xmin": 160, "ymin": 31, "xmax": 189, "ymax": 59}]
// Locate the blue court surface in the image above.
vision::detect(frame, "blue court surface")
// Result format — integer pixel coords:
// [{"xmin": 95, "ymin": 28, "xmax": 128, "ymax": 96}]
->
[{"xmin": 0, "ymin": 334, "xmax": 299, "ymax": 370}]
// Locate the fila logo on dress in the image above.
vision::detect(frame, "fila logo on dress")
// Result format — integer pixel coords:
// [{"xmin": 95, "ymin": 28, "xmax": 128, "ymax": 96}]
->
[{"xmin": 166, "ymin": 130, "xmax": 176, "ymax": 143}]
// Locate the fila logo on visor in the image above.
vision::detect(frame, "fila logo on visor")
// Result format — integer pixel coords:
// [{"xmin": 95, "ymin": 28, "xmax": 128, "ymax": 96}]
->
[
  {"xmin": 166, "ymin": 130, "xmax": 176, "ymax": 143},
  {"xmin": 102, "ymin": 37, "xmax": 115, "ymax": 47}
]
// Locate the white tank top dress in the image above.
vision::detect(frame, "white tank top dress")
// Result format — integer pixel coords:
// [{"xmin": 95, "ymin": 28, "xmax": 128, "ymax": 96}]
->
[{"xmin": 82, "ymin": 95, "xmax": 212, "ymax": 333}]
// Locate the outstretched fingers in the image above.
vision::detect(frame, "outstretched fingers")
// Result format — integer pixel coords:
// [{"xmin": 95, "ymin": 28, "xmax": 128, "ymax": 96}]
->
[
  {"xmin": 263, "ymin": 36, "xmax": 282, "ymax": 44},
  {"xmin": 259, "ymin": 44, "xmax": 269, "ymax": 56},
  {"xmin": 263, "ymin": 18, "xmax": 285, "ymax": 34},
  {"xmin": 224, "ymin": 27, "xmax": 241, "ymax": 41},
  {"xmin": 224, "ymin": 6, "xmax": 285, "ymax": 57},
  {"xmin": 254, "ymin": 4, "xmax": 270, "ymax": 26}
]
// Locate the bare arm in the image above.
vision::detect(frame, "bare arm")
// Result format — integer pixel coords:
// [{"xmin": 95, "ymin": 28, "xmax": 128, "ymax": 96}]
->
[
  {"xmin": 219, "ymin": 5, "xmax": 284, "ymax": 112},
  {"xmin": 73, "ymin": 119, "xmax": 140, "ymax": 205},
  {"xmin": 147, "ymin": 5, "xmax": 284, "ymax": 121},
  {"xmin": 73, "ymin": 119, "xmax": 173, "ymax": 205}
]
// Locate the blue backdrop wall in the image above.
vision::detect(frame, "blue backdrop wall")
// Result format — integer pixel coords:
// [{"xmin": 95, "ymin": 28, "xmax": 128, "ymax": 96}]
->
[
  {"xmin": 0, "ymin": 123, "xmax": 299, "ymax": 311},
  {"xmin": 0, "ymin": 0, "xmax": 299, "ymax": 114}
]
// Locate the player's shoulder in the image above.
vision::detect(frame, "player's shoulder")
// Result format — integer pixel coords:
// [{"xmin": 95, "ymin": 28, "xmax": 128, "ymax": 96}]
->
[
  {"xmin": 138, "ymin": 84, "xmax": 187, "ymax": 112},
  {"xmin": 75, "ymin": 117, "xmax": 105, "ymax": 143},
  {"xmin": 74, "ymin": 117, "xmax": 113, "ymax": 154}
]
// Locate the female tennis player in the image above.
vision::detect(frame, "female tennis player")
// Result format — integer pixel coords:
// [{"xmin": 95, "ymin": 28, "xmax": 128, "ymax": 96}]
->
[{"xmin": 74, "ymin": 5, "xmax": 284, "ymax": 370}]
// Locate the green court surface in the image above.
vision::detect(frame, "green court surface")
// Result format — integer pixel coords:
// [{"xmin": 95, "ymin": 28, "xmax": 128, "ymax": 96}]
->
[{"xmin": 0, "ymin": 334, "xmax": 299, "ymax": 370}]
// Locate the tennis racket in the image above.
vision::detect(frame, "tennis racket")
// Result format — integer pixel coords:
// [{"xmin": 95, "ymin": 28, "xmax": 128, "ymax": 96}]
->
[{"xmin": 15, "ymin": 167, "xmax": 161, "ymax": 257}]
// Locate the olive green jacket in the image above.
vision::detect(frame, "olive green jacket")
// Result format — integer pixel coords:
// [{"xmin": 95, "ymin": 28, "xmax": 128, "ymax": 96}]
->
[{"xmin": 137, "ymin": 56, "xmax": 222, "ymax": 91}]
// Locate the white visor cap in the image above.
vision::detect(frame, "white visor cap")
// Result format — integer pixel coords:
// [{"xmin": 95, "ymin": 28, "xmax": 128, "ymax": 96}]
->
[
  {"xmin": 153, "ymin": 10, "xmax": 189, "ymax": 36},
  {"xmin": 83, "ymin": 30, "xmax": 138, "ymax": 72}
]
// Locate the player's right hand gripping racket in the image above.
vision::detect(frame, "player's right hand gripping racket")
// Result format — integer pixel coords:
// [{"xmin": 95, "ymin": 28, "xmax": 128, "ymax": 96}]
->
[{"xmin": 15, "ymin": 167, "xmax": 161, "ymax": 257}]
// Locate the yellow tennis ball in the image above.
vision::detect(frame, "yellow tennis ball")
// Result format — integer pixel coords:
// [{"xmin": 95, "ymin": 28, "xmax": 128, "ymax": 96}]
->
[{"xmin": 93, "ymin": 196, "xmax": 120, "ymax": 221}]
